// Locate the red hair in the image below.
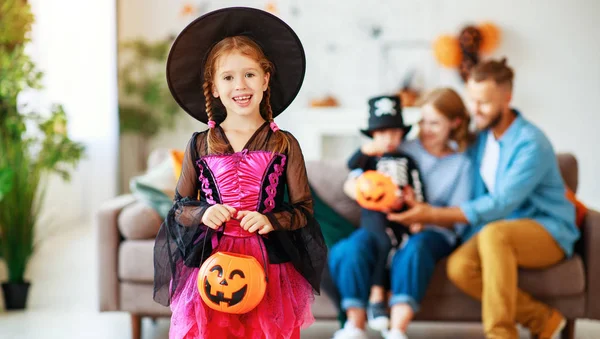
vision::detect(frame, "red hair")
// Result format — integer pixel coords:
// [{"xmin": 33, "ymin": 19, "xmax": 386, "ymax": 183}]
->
[
  {"xmin": 419, "ymin": 88, "xmax": 475, "ymax": 152},
  {"xmin": 203, "ymin": 36, "xmax": 288, "ymax": 154}
]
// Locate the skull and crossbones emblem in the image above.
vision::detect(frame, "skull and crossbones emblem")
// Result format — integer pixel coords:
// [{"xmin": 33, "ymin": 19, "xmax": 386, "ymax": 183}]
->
[{"xmin": 374, "ymin": 97, "xmax": 397, "ymax": 117}]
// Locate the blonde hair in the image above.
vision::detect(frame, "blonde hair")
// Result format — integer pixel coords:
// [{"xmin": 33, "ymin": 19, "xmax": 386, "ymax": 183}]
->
[
  {"xmin": 203, "ymin": 36, "xmax": 289, "ymax": 154},
  {"xmin": 419, "ymin": 88, "xmax": 475, "ymax": 152}
]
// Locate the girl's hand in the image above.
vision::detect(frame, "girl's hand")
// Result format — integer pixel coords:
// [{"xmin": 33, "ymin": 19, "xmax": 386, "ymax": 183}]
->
[
  {"xmin": 201, "ymin": 204, "xmax": 236, "ymax": 229},
  {"xmin": 236, "ymin": 211, "xmax": 275, "ymax": 235}
]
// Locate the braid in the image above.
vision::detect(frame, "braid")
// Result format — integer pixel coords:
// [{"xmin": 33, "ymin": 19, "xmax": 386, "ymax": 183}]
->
[
  {"xmin": 203, "ymin": 81, "xmax": 213, "ymax": 120},
  {"xmin": 203, "ymin": 81, "xmax": 227, "ymax": 154},
  {"xmin": 262, "ymin": 87, "xmax": 289, "ymax": 154},
  {"xmin": 263, "ymin": 86, "xmax": 273, "ymax": 121}
]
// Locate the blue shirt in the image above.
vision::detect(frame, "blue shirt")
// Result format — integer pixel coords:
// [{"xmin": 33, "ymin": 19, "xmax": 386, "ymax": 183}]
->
[
  {"xmin": 400, "ymin": 139, "xmax": 473, "ymax": 245},
  {"xmin": 460, "ymin": 111, "xmax": 580, "ymax": 257}
]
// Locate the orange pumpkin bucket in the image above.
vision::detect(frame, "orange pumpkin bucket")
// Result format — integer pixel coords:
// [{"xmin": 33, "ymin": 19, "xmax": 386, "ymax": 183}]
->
[
  {"xmin": 198, "ymin": 251, "xmax": 267, "ymax": 314},
  {"xmin": 355, "ymin": 170, "xmax": 399, "ymax": 212}
]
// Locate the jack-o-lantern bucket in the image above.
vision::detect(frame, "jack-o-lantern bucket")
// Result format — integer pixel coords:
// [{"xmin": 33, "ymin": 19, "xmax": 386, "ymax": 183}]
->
[
  {"xmin": 198, "ymin": 251, "xmax": 267, "ymax": 314},
  {"xmin": 355, "ymin": 170, "xmax": 399, "ymax": 212}
]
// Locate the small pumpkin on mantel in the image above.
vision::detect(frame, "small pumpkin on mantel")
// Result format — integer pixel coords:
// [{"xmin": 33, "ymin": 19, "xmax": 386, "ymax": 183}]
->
[{"xmin": 310, "ymin": 95, "xmax": 339, "ymax": 107}]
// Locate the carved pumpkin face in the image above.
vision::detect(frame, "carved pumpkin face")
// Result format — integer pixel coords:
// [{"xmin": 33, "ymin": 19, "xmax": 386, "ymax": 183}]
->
[
  {"xmin": 198, "ymin": 251, "xmax": 266, "ymax": 314},
  {"xmin": 355, "ymin": 170, "xmax": 398, "ymax": 212}
]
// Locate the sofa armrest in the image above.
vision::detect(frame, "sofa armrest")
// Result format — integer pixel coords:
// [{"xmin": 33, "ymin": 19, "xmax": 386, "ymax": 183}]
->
[
  {"xmin": 95, "ymin": 194, "xmax": 136, "ymax": 311},
  {"xmin": 582, "ymin": 209, "xmax": 600, "ymax": 319}
]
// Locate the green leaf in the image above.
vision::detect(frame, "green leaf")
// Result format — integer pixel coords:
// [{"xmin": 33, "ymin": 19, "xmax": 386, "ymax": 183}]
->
[
  {"xmin": 118, "ymin": 36, "xmax": 180, "ymax": 137},
  {"xmin": 0, "ymin": 1, "xmax": 86, "ymax": 282},
  {"xmin": 0, "ymin": 167, "xmax": 15, "ymax": 202}
]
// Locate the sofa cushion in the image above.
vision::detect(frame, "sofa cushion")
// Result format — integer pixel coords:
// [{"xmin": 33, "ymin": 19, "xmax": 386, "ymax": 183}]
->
[
  {"xmin": 306, "ymin": 160, "xmax": 361, "ymax": 227},
  {"xmin": 428, "ymin": 255, "xmax": 585, "ymax": 298},
  {"xmin": 311, "ymin": 185, "xmax": 356, "ymax": 248},
  {"xmin": 416, "ymin": 293, "xmax": 586, "ymax": 321},
  {"xmin": 170, "ymin": 149, "xmax": 185, "ymax": 181},
  {"xmin": 565, "ymin": 187, "xmax": 588, "ymax": 227},
  {"xmin": 118, "ymin": 240, "xmax": 155, "ymax": 283},
  {"xmin": 120, "ymin": 282, "xmax": 172, "ymax": 316},
  {"xmin": 130, "ymin": 155, "xmax": 176, "ymax": 219},
  {"xmin": 118, "ymin": 201, "xmax": 163, "ymax": 240}
]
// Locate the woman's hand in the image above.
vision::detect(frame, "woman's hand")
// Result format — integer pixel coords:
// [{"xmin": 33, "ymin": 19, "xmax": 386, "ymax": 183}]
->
[
  {"xmin": 388, "ymin": 202, "xmax": 435, "ymax": 224},
  {"xmin": 236, "ymin": 211, "xmax": 275, "ymax": 235},
  {"xmin": 387, "ymin": 186, "xmax": 436, "ymax": 225},
  {"xmin": 201, "ymin": 204, "xmax": 236, "ymax": 229}
]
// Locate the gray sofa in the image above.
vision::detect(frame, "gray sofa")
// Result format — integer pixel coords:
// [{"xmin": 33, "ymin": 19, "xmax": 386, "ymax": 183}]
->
[{"xmin": 96, "ymin": 152, "xmax": 599, "ymax": 339}]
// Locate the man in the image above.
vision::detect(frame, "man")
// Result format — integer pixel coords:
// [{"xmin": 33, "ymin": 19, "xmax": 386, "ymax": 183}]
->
[{"xmin": 385, "ymin": 58, "xmax": 580, "ymax": 339}]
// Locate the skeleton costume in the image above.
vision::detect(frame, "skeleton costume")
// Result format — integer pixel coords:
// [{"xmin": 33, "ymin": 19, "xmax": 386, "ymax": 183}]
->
[{"xmin": 347, "ymin": 95, "xmax": 426, "ymax": 288}]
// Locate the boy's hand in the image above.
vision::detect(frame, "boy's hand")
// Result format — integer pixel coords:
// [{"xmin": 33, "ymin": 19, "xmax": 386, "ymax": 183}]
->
[
  {"xmin": 202, "ymin": 204, "xmax": 236, "ymax": 229},
  {"xmin": 361, "ymin": 141, "xmax": 388, "ymax": 156},
  {"xmin": 236, "ymin": 211, "xmax": 275, "ymax": 235},
  {"xmin": 343, "ymin": 176, "xmax": 359, "ymax": 200}
]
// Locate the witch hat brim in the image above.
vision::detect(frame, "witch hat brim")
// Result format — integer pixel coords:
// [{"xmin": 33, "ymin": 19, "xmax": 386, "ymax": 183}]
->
[{"xmin": 166, "ymin": 7, "xmax": 306, "ymax": 123}]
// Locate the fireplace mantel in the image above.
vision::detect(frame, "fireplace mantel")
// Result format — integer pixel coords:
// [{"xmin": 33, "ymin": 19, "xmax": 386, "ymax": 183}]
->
[{"xmin": 279, "ymin": 106, "xmax": 421, "ymax": 162}]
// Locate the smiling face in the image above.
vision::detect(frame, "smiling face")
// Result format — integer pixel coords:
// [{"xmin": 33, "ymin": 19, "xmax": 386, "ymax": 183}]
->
[
  {"xmin": 464, "ymin": 59, "xmax": 514, "ymax": 132},
  {"xmin": 419, "ymin": 103, "xmax": 454, "ymax": 150},
  {"xmin": 203, "ymin": 264, "xmax": 248, "ymax": 307},
  {"xmin": 355, "ymin": 170, "xmax": 398, "ymax": 212},
  {"xmin": 212, "ymin": 51, "xmax": 270, "ymax": 120},
  {"xmin": 465, "ymin": 78, "xmax": 508, "ymax": 131},
  {"xmin": 198, "ymin": 252, "xmax": 267, "ymax": 314}
]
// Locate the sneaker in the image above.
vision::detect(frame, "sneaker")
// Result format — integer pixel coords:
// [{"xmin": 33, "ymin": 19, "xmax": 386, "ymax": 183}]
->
[
  {"xmin": 367, "ymin": 302, "xmax": 390, "ymax": 331},
  {"xmin": 538, "ymin": 309, "xmax": 566, "ymax": 339},
  {"xmin": 331, "ymin": 321, "xmax": 369, "ymax": 339},
  {"xmin": 383, "ymin": 329, "xmax": 409, "ymax": 339}
]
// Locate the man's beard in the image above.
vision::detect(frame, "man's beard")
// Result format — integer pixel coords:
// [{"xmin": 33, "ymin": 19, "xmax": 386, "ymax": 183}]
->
[{"xmin": 479, "ymin": 110, "xmax": 503, "ymax": 130}]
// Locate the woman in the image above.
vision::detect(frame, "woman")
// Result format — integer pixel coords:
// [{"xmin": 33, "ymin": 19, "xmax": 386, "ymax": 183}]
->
[{"xmin": 330, "ymin": 88, "xmax": 474, "ymax": 339}]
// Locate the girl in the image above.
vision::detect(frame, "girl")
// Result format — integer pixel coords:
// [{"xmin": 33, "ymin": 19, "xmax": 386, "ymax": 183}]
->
[
  {"xmin": 331, "ymin": 88, "xmax": 474, "ymax": 339},
  {"xmin": 153, "ymin": 7, "xmax": 327, "ymax": 339}
]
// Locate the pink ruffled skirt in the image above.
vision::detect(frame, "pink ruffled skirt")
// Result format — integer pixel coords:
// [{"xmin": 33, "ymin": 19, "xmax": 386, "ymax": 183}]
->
[{"xmin": 169, "ymin": 235, "xmax": 315, "ymax": 338}]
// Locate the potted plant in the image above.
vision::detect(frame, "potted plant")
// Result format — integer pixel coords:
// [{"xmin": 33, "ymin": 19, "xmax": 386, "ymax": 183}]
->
[
  {"xmin": 0, "ymin": 0, "xmax": 85, "ymax": 309},
  {"xmin": 117, "ymin": 37, "xmax": 181, "ymax": 192}
]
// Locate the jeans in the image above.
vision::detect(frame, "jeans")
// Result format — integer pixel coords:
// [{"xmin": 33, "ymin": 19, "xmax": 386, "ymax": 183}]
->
[
  {"xmin": 329, "ymin": 227, "xmax": 453, "ymax": 312},
  {"xmin": 360, "ymin": 208, "xmax": 407, "ymax": 287},
  {"xmin": 388, "ymin": 230, "xmax": 453, "ymax": 312},
  {"xmin": 329, "ymin": 228, "xmax": 378, "ymax": 310}
]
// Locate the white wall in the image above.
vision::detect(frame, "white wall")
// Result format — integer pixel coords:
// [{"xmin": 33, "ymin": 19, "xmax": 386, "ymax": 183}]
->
[
  {"xmin": 28, "ymin": 0, "xmax": 119, "ymax": 228},
  {"xmin": 119, "ymin": 0, "xmax": 600, "ymax": 209}
]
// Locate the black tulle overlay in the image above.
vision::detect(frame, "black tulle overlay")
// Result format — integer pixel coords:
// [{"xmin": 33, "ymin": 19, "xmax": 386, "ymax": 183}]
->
[{"xmin": 153, "ymin": 125, "xmax": 327, "ymax": 315}]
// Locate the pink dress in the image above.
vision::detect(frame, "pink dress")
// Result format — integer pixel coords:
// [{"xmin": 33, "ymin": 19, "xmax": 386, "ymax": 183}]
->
[{"xmin": 153, "ymin": 125, "xmax": 327, "ymax": 339}]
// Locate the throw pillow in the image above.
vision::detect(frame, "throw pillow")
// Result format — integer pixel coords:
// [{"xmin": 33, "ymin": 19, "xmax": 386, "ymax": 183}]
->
[
  {"xmin": 170, "ymin": 149, "xmax": 185, "ymax": 181},
  {"xmin": 130, "ymin": 156, "xmax": 176, "ymax": 219},
  {"xmin": 565, "ymin": 187, "xmax": 588, "ymax": 227}
]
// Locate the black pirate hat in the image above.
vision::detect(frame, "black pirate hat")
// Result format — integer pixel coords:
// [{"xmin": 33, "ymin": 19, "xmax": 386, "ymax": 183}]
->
[
  {"xmin": 166, "ymin": 7, "xmax": 306, "ymax": 123},
  {"xmin": 360, "ymin": 95, "xmax": 412, "ymax": 138}
]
